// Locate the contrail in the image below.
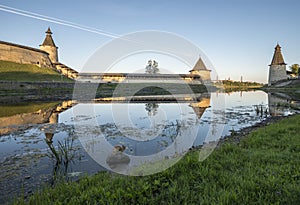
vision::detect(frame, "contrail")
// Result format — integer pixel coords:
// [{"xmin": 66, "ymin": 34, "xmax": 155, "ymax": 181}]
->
[
  {"xmin": 0, "ymin": 4, "xmax": 197, "ymax": 66},
  {"xmin": 0, "ymin": 4, "xmax": 121, "ymax": 39}
]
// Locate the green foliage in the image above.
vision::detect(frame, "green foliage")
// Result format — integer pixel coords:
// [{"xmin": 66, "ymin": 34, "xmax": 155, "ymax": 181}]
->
[
  {"xmin": 13, "ymin": 115, "xmax": 300, "ymax": 204},
  {"xmin": 220, "ymin": 80, "xmax": 263, "ymax": 88},
  {"xmin": 213, "ymin": 80, "xmax": 263, "ymax": 93},
  {"xmin": 289, "ymin": 64, "xmax": 299, "ymax": 75},
  {"xmin": 0, "ymin": 60, "xmax": 72, "ymax": 82}
]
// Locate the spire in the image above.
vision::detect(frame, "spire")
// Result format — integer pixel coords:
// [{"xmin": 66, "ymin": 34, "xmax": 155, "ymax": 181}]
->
[
  {"xmin": 192, "ymin": 56, "xmax": 208, "ymax": 71},
  {"xmin": 41, "ymin": 27, "xmax": 56, "ymax": 47},
  {"xmin": 270, "ymin": 44, "xmax": 286, "ymax": 65},
  {"xmin": 46, "ymin": 27, "xmax": 52, "ymax": 34}
]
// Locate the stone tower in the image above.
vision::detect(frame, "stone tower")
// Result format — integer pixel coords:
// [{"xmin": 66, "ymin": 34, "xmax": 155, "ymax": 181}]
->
[
  {"xmin": 40, "ymin": 27, "xmax": 58, "ymax": 64},
  {"xmin": 189, "ymin": 56, "xmax": 211, "ymax": 82},
  {"xmin": 268, "ymin": 44, "xmax": 287, "ymax": 85}
]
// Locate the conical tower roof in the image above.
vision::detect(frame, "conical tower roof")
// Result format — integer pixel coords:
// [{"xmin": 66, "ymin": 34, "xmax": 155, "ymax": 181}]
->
[
  {"xmin": 270, "ymin": 44, "xmax": 286, "ymax": 65},
  {"xmin": 41, "ymin": 27, "xmax": 56, "ymax": 47},
  {"xmin": 192, "ymin": 56, "xmax": 209, "ymax": 71}
]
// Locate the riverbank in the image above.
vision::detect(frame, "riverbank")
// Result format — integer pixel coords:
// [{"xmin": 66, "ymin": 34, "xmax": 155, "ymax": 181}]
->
[
  {"xmin": 213, "ymin": 80, "xmax": 263, "ymax": 93},
  {"xmin": 13, "ymin": 114, "xmax": 300, "ymax": 204},
  {"xmin": 261, "ymin": 78, "xmax": 300, "ymax": 100},
  {"xmin": 0, "ymin": 60, "xmax": 73, "ymax": 82}
]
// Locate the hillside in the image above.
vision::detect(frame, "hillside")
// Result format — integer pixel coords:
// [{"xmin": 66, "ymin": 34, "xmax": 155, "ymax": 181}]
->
[{"xmin": 0, "ymin": 60, "xmax": 73, "ymax": 82}]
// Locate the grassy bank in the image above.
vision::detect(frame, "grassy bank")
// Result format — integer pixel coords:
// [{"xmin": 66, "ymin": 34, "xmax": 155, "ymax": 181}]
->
[
  {"xmin": 14, "ymin": 114, "xmax": 300, "ymax": 204},
  {"xmin": 0, "ymin": 60, "xmax": 72, "ymax": 82}
]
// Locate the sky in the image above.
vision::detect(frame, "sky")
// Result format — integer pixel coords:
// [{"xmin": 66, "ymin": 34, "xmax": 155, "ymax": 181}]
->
[{"xmin": 0, "ymin": 0, "xmax": 299, "ymax": 83}]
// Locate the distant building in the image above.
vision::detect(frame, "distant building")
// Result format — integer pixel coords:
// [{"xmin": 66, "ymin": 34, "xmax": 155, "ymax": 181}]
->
[{"xmin": 268, "ymin": 44, "xmax": 287, "ymax": 85}]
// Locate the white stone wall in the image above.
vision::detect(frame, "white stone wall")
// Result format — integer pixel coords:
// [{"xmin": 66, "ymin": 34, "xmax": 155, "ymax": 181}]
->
[
  {"xmin": 76, "ymin": 76, "xmax": 203, "ymax": 84},
  {"xmin": 0, "ymin": 42, "xmax": 52, "ymax": 68},
  {"xmin": 268, "ymin": 65, "xmax": 287, "ymax": 85}
]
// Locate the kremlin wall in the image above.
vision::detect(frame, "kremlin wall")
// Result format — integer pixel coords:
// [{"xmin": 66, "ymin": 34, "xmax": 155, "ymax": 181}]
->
[
  {"xmin": 0, "ymin": 27, "xmax": 212, "ymax": 84},
  {"xmin": 0, "ymin": 27, "xmax": 78, "ymax": 79}
]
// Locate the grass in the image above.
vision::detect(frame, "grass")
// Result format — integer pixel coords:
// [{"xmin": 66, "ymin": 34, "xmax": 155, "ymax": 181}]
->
[
  {"xmin": 0, "ymin": 102, "xmax": 59, "ymax": 118},
  {"xmin": 13, "ymin": 114, "xmax": 300, "ymax": 204},
  {"xmin": 0, "ymin": 60, "xmax": 73, "ymax": 82}
]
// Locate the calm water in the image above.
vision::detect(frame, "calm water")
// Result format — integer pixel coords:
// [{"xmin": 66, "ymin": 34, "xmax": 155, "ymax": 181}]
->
[{"xmin": 0, "ymin": 90, "xmax": 299, "ymax": 203}]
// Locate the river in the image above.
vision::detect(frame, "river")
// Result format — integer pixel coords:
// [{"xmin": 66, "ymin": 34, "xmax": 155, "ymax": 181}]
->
[{"xmin": 0, "ymin": 90, "xmax": 299, "ymax": 203}]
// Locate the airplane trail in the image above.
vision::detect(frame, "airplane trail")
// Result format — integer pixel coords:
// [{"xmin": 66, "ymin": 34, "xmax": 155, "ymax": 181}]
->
[{"xmin": 0, "ymin": 4, "xmax": 121, "ymax": 39}]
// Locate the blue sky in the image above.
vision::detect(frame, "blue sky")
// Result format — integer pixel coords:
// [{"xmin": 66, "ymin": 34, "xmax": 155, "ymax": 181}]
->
[{"xmin": 0, "ymin": 0, "xmax": 299, "ymax": 83}]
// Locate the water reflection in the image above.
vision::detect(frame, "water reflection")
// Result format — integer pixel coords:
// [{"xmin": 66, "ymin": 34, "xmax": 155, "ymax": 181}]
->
[
  {"xmin": 268, "ymin": 92, "xmax": 299, "ymax": 116},
  {"xmin": 45, "ymin": 134, "xmax": 78, "ymax": 185},
  {"xmin": 145, "ymin": 103, "xmax": 159, "ymax": 116},
  {"xmin": 189, "ymin": 93, "xmax": 211, "ymax": 118},
  {"xmin": 254, "ymin": 104, "xmax": 269, "ymax": 118},
  {"xmin": 106, "ymin": 145, "xmax": 130, "ymax": 172},
  {"xmin": 0, "ymin": 91, "xmax": 300, "ymax": 202},
  {"xmin": 0, "ymin": 100, "xmax": 76, "ymax": 135},
  {"xmin": 70, "ymin": 93, "xmax": 213, "ymax": 175}
]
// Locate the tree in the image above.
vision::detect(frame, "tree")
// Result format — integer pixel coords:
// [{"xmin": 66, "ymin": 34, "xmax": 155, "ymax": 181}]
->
[
  {"xmin": 152, "ymin": 60, "xmax": 159, "ymax": 74},
  {"xmin": 145, "ymin": 60, "xmax": 153, "ymax": 74},
  {"xmin": 289, "ymin": 64, "xmax": 299, "ymax": 75},
  {"xmin": 145, "ymin": 60, "xmax": 159, "ymax": 74}
]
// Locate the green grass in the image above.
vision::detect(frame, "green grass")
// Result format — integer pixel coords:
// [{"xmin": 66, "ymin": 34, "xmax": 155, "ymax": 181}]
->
[
  {"xmin": 0, "ymin": 60, "xmax": 73, "ymax": 82},
  {"xmin": 14, "ymin": 114, "xmax": 300, "ymax": 204},
  {"xmin": 0, "ymin": 102, "xmax": 59, "ymax": 118}
]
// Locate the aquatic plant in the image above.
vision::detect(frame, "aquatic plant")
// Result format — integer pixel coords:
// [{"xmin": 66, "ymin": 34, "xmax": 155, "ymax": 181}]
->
[{"xmin": 45, "ymin": 136, "xmax": 79, "ymax": 184}]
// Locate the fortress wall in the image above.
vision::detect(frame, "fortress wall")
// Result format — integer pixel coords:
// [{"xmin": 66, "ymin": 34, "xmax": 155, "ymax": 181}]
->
[{"xmin": 0, "ymin": 41, "xmax": 53, "ymax": 68}]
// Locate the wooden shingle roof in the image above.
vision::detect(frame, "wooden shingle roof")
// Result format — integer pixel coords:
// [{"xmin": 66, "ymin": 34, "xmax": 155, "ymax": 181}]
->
[
  {"xmin": 270, "ymin": 44, "xmax": 286, "ymax": 65},
  {"xmin": 41, "ymin": 27, "xmax": 56, "ymax": 47}
]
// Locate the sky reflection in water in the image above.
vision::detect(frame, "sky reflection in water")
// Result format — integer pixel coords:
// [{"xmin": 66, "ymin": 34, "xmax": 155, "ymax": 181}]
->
[{"xmin": 0, "ymin": 90, "xmax": 299, "ymax": 202}]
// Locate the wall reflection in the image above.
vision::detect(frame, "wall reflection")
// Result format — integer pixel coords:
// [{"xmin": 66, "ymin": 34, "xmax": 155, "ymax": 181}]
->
[
  {"xmin": 268, "ymin": 92, "xmax": 300, "ymax": 116},
  {"xmin": 0, "ymin": 100, "xmax": 76, "ymax": 135},
  {"xmin": 74, "ymin": 93, "xmax": 212, "ymax": 175}
]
